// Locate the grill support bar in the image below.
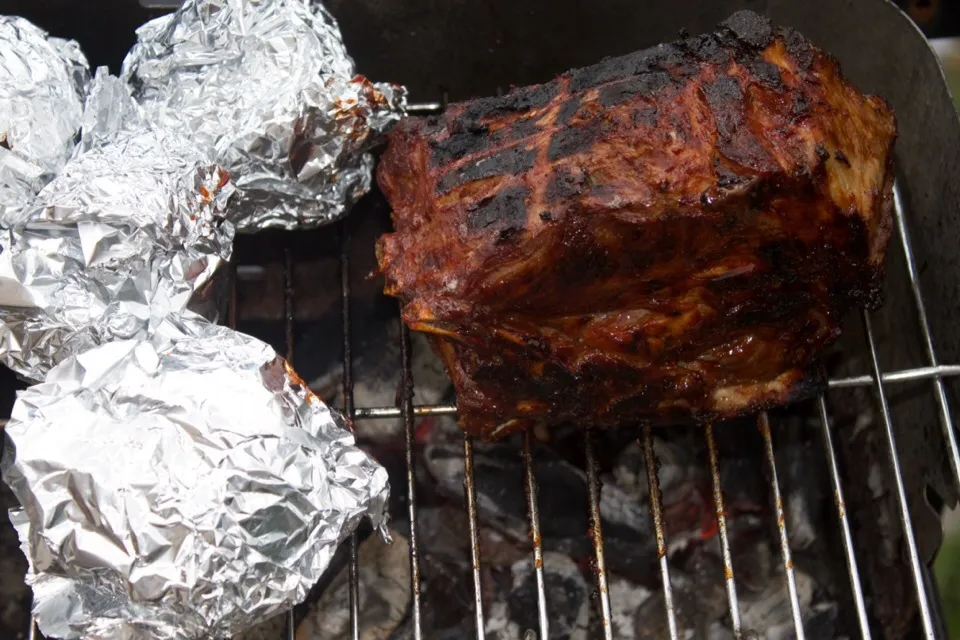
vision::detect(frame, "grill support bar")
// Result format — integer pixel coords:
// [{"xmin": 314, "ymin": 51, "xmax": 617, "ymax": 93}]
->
[
  {"xmin": 642, "ymin": 425, "xmax": 679, "ymax": 640},
  {"xmin": 861, "ymin": 311, "xmax": 937, "ymax": 638},
  {"xmin": 584, "ymin": 430, "xmax": 615, "ymax": 640},
  {"xmin": 343, "ymin": 359, "xmax": 960, "ymax": 419},
  {"xmin": 399, "ymin": 322, "xmax": 424, "ymax": 638},
  {"xmin": 283, "ymin": 244, "xmax": 297, "ymax": 640},
  {"xmin": 462, "ymin": 434, "xmax": 487, "ymax": 639},
  {"xmin": 522, "ymin": 430, "xmax": 550, "ymax": 640},
  {"xmin": 892, "ymin": 183, "xmax": 960, "ymax": 488},
  {"xmin": 704, "ymin": 424, "xmax": 743, "ymax": 638},
  {"xmin": 816, "ymin": 395, "xmax": 872, "ymax": 638},
  {"xmin": 758, "ymin": 413, "xmax": 807, "ymax": 640},
  {"xmin": 338, "ymin": 227, "xmax": 362, "ymax": 640}
]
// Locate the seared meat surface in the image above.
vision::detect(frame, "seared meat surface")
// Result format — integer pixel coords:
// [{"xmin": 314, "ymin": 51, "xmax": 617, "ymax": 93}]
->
[{"xmin": 376, "ymin": 10, "xmax": 896, "ymax": 439}]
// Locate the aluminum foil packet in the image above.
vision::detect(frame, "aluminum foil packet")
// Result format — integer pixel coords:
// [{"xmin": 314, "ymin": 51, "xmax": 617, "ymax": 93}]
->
[
  {"xmin": 0, "ymin": 15, "xmax": 90, "ymax": 226},
  {"xmin": 0, "ymin": 124, "xmax": 235, "ymax": 381},
  {"xmin": 121, "ymin": 0, "xmax": 407, "ymax": 231},
  {"xmin": 2, "ymin": 316, "xmax": 390, "ymax": 640}
]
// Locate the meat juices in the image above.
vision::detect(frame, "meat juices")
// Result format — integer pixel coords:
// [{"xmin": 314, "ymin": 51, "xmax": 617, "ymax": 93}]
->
[{"xmin": 376, "ymin": 10, "xmax": 897, "ymax": 439}]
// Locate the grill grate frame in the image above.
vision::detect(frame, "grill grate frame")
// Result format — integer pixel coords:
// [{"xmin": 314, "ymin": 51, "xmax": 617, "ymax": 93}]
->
[
  {"xmin": 323, "ymin": 102, "xmax": 955, "ymax": 640},
  {"xmin": 16, "ymin": 100, "xmax": 957, "ymax": 639}
]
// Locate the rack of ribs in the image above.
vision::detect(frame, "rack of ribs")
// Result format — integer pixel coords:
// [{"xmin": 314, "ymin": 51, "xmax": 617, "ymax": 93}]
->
[{"xmin": 375, "ymin": 10, "xmax": 897, "ymax": 439}]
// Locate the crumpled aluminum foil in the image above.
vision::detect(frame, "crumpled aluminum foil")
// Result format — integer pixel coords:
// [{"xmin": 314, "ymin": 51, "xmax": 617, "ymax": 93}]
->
[
  {"xmin": 0, "ymin": 125, "xmax": 235, "ymax": 381},
  {"xmin": 121, "ymin": 0, "xmax": 406, "ymax": 231},
  {"xmin": 2, "ymin": 316, "xmax": 390, "ymax": 640},
  {"xmin": 0, "ymin": 16, "xmax": 90, "ymax": 226}
]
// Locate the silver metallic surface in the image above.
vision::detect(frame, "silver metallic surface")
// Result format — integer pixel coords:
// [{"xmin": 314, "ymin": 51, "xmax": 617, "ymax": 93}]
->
[
  {"xmin": 642, "ymin": 425, "xmax": 679, "ymax": 640},
  {"xmin": 0, "ymin": 16, "xmax": 89, "ymax": 226},
  {"xmin": 521, "ymin": 430, "xmax": 549, "ymax": 640},
  {"xmin": 584, "ymin": 430, "xmax": 613, "ymax": 640},
  {"xmin": 827, "ymin": 364, "xmax": 960, "ymax": 388},
  {"xmin": 121, "ymin": 0, "xmax": 406, "ymax": 231},
  {"xmin": 399, "ymin": 319, "xmax": 424, "ymax": 639},
  {"xmin": 337, "ymin": 223, "xmax": 361, "ymax": 640},
  {"xmin": 279, "ymin": 248, "xmax": 297, "ymax": 640},
  {"xmin": 0, "ymin": 128, "xmax": 234, "ymax": 382},
  {"xmin": 3, "ymin": 319, "xmax": 390, "ymax": 640},
  {"xmin": 758, "ymin": 413, "xmax": 807, "ymax": 640},
  {"xmin": 860, "ymin": 311, "xmax": 937, "ymax": 638},
  {"xmin": 704, "ymin": 424, "xmax": 742, "ymax": 639},
  {"xmin": 344, "ymin": 365, "xmax": 960, "ymax": 416},
  {"xmin": 463, "ymin": 434, "xmax": 486, "ymax": 639},
  {"xmin": 816, "ymin": 395, "xmax": 872, "ymax": 638}
]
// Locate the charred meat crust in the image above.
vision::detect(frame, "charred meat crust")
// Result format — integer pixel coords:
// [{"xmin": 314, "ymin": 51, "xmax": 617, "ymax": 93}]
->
[{"xmin": 376, "ymin": 10, "xmax": 897, "ymax": 439}]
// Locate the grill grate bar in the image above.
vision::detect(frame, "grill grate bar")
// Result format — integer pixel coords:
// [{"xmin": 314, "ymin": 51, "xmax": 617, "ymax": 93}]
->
[
  {"xmin": 704, "ymin": 424, "xmax": 743, "ymax": 638},
  {"xmin": 861, "ymin": 311, "xmax": 937, "ymax": 638},
  {"xmin": 522, "ymin": 430, "xmax": 550, "ymax": 640},
  {"xmin": 816, "ymin": 395, "xmax": 872, "ymax": 638},
  {"xmin": 339, "ymin": 225, "xmax": 362, "ymax": 640},
  {"xmin": 892, "ymin": 183, "xmax": 960, "ymax": 488},
  {"xmin": 343, "ymin": 359, "xmax": 960, "ymax": 421},
  {"xmin": 827, "ymin": 364, "xmax": 960, "ymax": 388},
  {"xmin": 584, "ymin": 429, "xmax": 615, "ymax": 640},
  {"xmin": 642, "ymin": 425, "xmax": 679, "ymax": 639},
  {"xmin": 463, "ymin": 434, "xmax": 487, "ymax": 639},
  {"xmin": 758, "ymin": 412, "xmax": 807, "ymax": 640},
  {"xmin": 282, "ymin": 243, "xmax": 297, "ymax": 640},
  {"xmin": 399, "ymin": 320, "xmax": 425, "ymax": 638},
  {"xmin": 407, "ymin": 101, "xmax": 444, "ymax": 113}
]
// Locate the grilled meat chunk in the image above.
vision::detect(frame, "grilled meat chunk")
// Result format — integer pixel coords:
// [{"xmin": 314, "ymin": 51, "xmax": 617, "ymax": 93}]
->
[{"xmin": 376, "ymin": 10, "xmax": 896, "ymax": 439}]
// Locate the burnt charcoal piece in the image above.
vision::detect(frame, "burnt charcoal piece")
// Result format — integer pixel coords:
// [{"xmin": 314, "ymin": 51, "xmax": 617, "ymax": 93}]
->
[{"xmin": 376, "ymin": 10, "xmax": 897, "ymax": 439}]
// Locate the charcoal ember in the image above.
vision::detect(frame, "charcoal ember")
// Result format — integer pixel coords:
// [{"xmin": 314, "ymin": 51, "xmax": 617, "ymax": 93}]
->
[
  {"xmin": 611, "ymin": 434, "xmax": 725, "ymax": 555},
  {"xmin": 294, "ymin": 530, "xmax": 410, "ymax": 640},
  {"xmin": 486, "ymin": 553, "xmax": 589, "ymax": 640},
  {"xmin": 390, "ymin": 505, "xmax": 527, "ymax": 639},
  {"xmin": 588, "ymin": 575, "xmax": 652, "ymax": 640},
  {"xmin": 311, "ymin": 322, "xmax": 455, "ymax": 443},
  {"xmin": 634, "ymin": 547, "xmax": 728, "ymax": 640},
  {"xmin": 423, "ymin": 439, "xmax": 661, "ymax": 586},
  {"xmin": 739, "ymin": 569, "xmax": 815, "ymax": 639},
  {"xmin": 232, "ymin": 614, "xmax": 285, "ymax": 640},
  {"xmin": 803, "ymin": 388, "xmax": 921, "ymax": 637},
  {"xmin": 613, "ymin": 436, "xmax": 697, "ymax": 504}
]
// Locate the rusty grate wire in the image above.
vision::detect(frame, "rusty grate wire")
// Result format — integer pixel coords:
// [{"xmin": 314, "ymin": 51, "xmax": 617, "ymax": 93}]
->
[{"xmin": 20, "ymin": 102, "xmax": 959, "ymax": 639}]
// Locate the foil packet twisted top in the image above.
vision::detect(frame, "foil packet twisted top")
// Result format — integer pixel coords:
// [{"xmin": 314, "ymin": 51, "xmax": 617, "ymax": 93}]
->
[
  {"xmin": 0, "ymin": 15, "xmax": 90, "ymax": 225},
  {"xmin": 0, "ymin": 127, "xmax": 235, "ymax": 381},
  {"xmin": 121, "ymin": 0, "xmax": 407, "ymax": 231},
  {"xmin": 3, "ymin": 317, "xmax": 390, "ymax": 639}
]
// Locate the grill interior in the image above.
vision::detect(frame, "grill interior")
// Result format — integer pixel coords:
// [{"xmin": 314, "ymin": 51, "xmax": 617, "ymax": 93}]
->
[
  {"xmin": 10, "ymin": 100, "xmax": 956, "ymax": 640},
  {"xmin": 218, "ymin": 105, "xmax": 954, "ymax": 640},
  {"xmin": 7, "ymin": 1, "xmax": 960, "ymax": 638}
]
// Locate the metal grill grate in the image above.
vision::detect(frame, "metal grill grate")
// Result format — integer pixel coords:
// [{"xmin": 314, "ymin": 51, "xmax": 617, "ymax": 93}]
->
[
  {"xmin": 20, "ymin": 102, "xmax": 959, "ymax": 640},
  {"xmin": 318, "ymin": 100, "xmax": 957, "ymax": 640}
]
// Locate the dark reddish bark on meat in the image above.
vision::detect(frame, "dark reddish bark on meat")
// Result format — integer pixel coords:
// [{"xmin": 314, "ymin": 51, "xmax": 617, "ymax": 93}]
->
[{"xmin": 376, "ymin": 11, "xmax": 897, "ymax": 439}]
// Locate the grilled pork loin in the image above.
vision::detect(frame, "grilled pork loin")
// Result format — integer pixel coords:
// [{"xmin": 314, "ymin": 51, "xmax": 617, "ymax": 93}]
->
[{"xmin": 376, "ymin": 10, "xmax": 896, "ymax": 439}]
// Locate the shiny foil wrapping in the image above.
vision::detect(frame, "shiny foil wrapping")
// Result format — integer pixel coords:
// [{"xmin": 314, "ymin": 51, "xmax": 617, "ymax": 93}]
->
[
  {"xmin": 0, "ymin": 126, "xmax": 235, "ymax": 381},
  {"xmin": 121, "ymin": 0, "xmax": 407, "ymax": 231},
  {"xmin": 2, "ymin": 317, "xmax": 390, "ymax": 640},
  {"xmin": 0, "ymin": 16, "xmax": 90, "ymax": 226}
]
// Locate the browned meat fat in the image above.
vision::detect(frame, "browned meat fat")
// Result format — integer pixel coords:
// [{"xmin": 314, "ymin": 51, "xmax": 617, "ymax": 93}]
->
[{"xmin": 376, "ymin": 10, "xmax": 897, "ymax": 439}]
